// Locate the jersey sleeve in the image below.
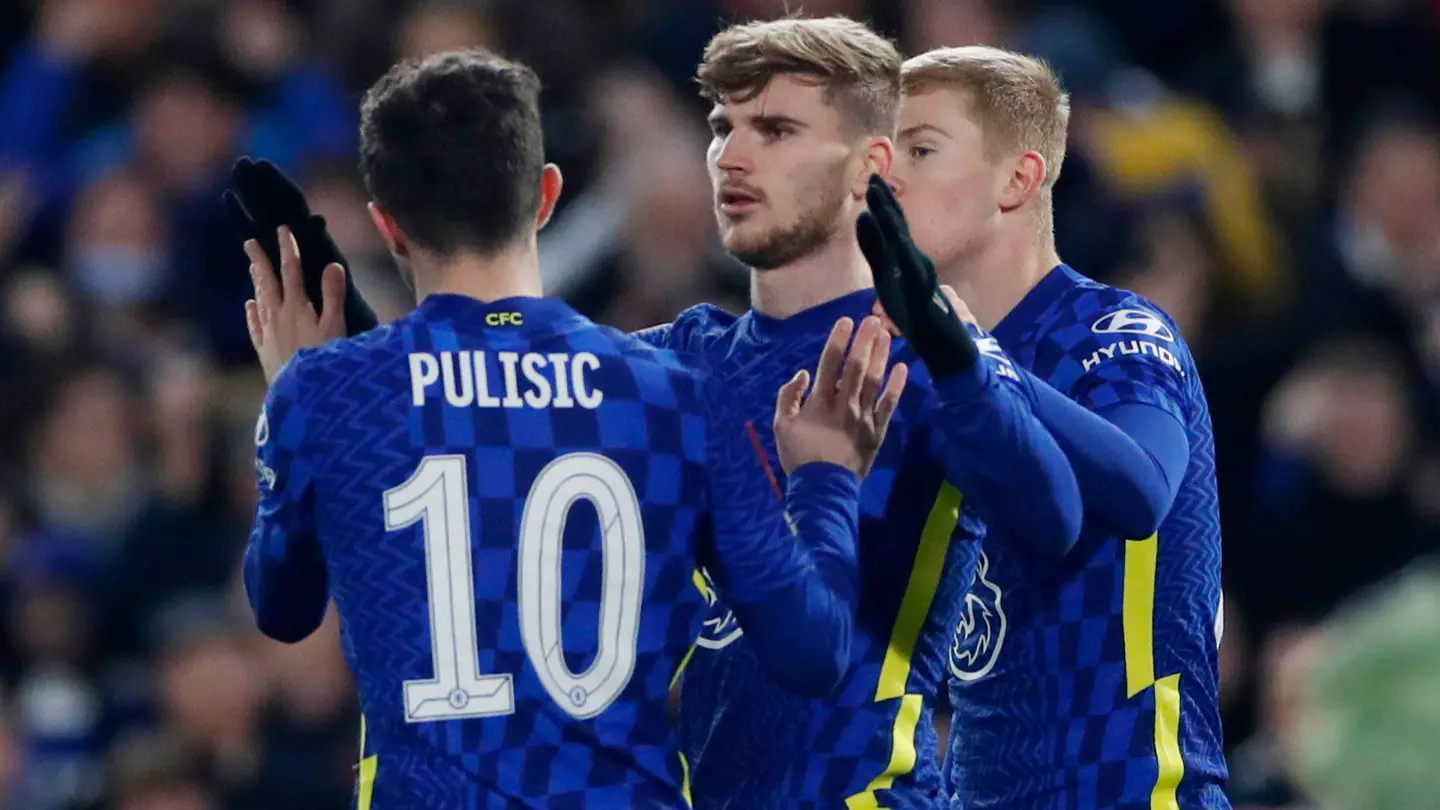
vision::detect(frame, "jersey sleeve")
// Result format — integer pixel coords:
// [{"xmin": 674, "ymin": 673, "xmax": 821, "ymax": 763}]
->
[
  {"xmin": 1022, "ymin": 374, "xmax": 1189, "ymax": 538},
  {"xmin": 243, "ymin": 355, "xmax": 330, "ymax": 643},
  {"xmin": 1026, "ymin": 301, "xmax": 1194, "ymax": 540},
  {"xmin": 925, "ymin": 327, "xmax": 1082, "ymax": 560},
  {"xmin": 701, "ymin": 381, "xmax": 862, "ymax": 697},
  {"xmin": 1058, "ymin": 305, "xmax": 1188, "ymax": 421}
]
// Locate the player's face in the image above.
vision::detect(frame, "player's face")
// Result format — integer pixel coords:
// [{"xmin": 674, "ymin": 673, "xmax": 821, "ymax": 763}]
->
[
  {"xmin": 706, "ymin": 76, "xmax": 859, "ymax": 270},
  {"xmin": 890, "ymin": 88, "xmax": 1007, "ymax": 272}
]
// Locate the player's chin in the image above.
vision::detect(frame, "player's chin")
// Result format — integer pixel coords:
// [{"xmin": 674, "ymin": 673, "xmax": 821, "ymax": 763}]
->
[{"xmin": 721, "ymin": 228, "xmax": 770, "ymax": 263}]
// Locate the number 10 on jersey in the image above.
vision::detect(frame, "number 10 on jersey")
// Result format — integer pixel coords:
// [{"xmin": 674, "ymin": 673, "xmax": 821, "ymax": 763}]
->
[{"xmin": 383, "ymin": 453, "xmax": 646, "ymax": 723}]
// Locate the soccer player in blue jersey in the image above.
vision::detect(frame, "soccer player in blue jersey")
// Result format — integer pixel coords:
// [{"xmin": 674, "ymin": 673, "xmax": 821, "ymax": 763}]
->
[
  {"xmin": 881, "ymin": 46, "xmax": 1229, "ymax": 808},
  {"xmin": 235, "ymin": 50, "xmax": 911, "ymax": 809}
]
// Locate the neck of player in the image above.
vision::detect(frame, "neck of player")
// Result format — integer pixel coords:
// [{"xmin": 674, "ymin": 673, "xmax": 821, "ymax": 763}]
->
[
  {"xmin": 749, "ymin": 230, "xmax": 873, "ymax": 319},
  {"xmin": 942, "ymin": 218, "xmax": 1062, "ymax": 332},
  {"xmin": 413, "ymin": 238, "xmax": 546, "ymax": 305}
]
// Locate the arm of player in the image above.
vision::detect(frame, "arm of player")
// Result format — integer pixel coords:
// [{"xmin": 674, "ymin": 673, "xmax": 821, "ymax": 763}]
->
[
  {"xmin": 857, "ymin": 175, "xmax": 1080, "ymax": 559},
  {"xmin": 243, "ymin": 355, "xmax": 330, "ymax": 643},
  {"xmin": 925, "ymin": 330, "xmax": 1082, "ymax": 559},
  {"xmin": 1024, "ymin": 302, "xmax": 1196, "ymax": 537},
  {"xmin": 1020, "ymin": 371, "xmax": 1190, "ymax": 538},
  {"xmin": 707, "ymin": 317, "xmax": 906, "ymax": 696}
]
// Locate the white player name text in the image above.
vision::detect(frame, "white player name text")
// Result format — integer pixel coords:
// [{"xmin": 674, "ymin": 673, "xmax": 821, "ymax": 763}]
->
[{"xmin": 409, "ymin": 351, "xmax": 604, "ymax": 409}]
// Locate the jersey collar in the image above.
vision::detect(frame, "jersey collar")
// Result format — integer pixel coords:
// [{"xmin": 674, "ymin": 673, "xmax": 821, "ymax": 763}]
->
[
  {"xmin": 416, "ymin": 293, "xmax": 584, "ymax": 332},
  {"xmin": 992, "ymin": 264, "xmax": 1079, "ymax": 346},
  {"xmin": 745, "ymin": 288, "xmax": 878, "ymax": 340}
]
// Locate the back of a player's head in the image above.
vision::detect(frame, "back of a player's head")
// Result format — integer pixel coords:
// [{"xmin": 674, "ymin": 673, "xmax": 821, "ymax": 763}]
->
[
  {"xmin": 903, "ymin": 46, "xmax": 1071, "ymax": 195},
  {"xmin": 697, "ymin": 16, "xmax": 902, "ymax": 137},
  {"xmin": 359, "ymin": 50, "xmax": 544, "ymax": 257}
]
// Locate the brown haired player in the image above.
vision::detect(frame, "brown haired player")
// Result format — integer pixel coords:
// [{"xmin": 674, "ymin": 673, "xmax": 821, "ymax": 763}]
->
[
  {"xmin": 654, "ymin": 21, "xmax": 1082, "ymax": 810},
  {"xmin": 883, "ymin": 46, "xmax": 1229, "ymax": 809}
]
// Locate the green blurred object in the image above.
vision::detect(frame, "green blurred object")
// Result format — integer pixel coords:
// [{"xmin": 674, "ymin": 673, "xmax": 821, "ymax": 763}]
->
[{"xmin": 1291, "ymin": 561, "xmax": 1440, "ymax": 810}]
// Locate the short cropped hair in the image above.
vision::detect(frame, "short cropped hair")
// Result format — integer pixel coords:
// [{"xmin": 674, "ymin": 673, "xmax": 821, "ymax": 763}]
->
[
  {"xmin": 903, "ymin": 46, "xmax": 1071, "ymax": 192},
  {"xmin": 359, "ymin": 49, "xmax": 544, "ymax": 256},
  {"xmin": 697, "ymin": 16, "xmax": 902, "ymax": 137}
]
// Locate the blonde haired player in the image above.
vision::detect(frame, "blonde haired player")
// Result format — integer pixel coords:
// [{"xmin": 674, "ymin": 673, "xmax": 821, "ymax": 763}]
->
[{"xmin": 878, "ymin": 45, "xmax": 1229, "ymax": 809}]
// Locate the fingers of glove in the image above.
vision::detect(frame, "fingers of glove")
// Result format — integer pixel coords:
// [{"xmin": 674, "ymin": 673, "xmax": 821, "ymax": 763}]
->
[
  {"xmin": 232, "ymin": 159, "xmax": 277, "ymax": 228},
  {"xmin": 856, "ymin": 210, "xmax": 890, "ymax": 278},
  {"xmin": 230, "ymin": 156, "xmax": 256, "ymax": 186},
  {"xmin": 255, "ymin": 159, "xmax": 311, "ymax": 222},
  {"xmin": 859, "ymin": 212, "xmax": 910, "ymax": 331},
  {"xmin": 222, "ymin": 190, "xmax": 258, "ymax": 241},
  {"xmin": 296, "ymin": 215, "xmax": 348, "ymax": 269},
  {"xmin": 865, "ymin": 175, "xmax": 911, "ymax": 240},
  {"xmin": 812, "ymin": 316, "xmax": 855, "ymax": 402}
]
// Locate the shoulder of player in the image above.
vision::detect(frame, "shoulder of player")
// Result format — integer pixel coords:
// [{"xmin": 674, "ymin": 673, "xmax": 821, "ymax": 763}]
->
[
  {"xmin": 275, "ymin": 322, "xmax": 409, "ymax": 394},
  {"xmin": 668, "ymin": 303, "xmax": 742, "ymax": 350},
  {"xmin": 317, "ymin": 321, "xmax": 408, "ymax": 364},
  {"xmin": 1032, "ymin": 280, "xmax": 1188, "ymax": 353},
  {"xmin": 579, "ymin": 323, "xmax": 713, "ymax": 399}
]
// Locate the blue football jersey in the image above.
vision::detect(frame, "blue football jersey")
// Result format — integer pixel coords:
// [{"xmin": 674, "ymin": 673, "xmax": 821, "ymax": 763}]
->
[
  {"xmin": 944, "ymin": 265, "xmax": 1228, "ymax": 809},
  {"xmin": 247, "ymin": 293, "xmax": 788, "ymax": 810},
  {"xmin": 644, "ymin": 290, "xmax": 990, "ymax": 810}
]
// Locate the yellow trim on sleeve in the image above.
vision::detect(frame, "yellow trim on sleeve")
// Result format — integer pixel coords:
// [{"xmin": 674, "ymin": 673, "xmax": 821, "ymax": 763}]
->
[
  {"xmin": 1123, "ymin": 534, "xmax": 1159, "ymax": 697},
  {"xmin": 1151, "ymin": 674, "xmax": 1185, "ymax": 810}
]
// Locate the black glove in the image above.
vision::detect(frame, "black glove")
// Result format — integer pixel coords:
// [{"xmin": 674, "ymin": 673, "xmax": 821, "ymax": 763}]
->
[
  {"xmin": 856, "ymin": 174, "xmax": 978, "ymax": 378},
  {"xmin": 223, "ymin": 157, "xmax": 380, "ymax": 336}
]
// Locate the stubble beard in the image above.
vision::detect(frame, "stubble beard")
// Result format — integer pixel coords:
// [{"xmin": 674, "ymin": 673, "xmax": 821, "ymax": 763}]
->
[{"xmin": 722, "ymin": 179, "xmax": 848, "ymax": 271}]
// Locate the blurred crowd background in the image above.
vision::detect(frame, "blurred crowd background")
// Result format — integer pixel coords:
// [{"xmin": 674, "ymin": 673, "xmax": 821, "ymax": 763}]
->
[{"xmin": 0, "ymin": 0, "xmax": 1436, "ymax": 808}]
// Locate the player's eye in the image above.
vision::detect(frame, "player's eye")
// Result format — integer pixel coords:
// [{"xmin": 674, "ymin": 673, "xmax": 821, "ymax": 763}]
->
[
  {"xmin": 760, "ymin": 124, "xmax": 793, "ymax": 142},
  {"xmin": 909, "ymin": 145, "xmax": 936, "ymax": 159},
  {"xmin": 709, "ymin": 120, "xmax": 731, "ymax": 138}
]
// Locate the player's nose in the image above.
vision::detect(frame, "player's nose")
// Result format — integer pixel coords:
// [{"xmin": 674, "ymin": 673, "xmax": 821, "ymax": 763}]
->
[{"xmin": 713, "ymin": 135, "xmax": 752, "ymax": 173}]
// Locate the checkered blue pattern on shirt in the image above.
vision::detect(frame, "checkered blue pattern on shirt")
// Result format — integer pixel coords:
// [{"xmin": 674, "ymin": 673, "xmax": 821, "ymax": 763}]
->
[
  {"xmin": 944, "ymin": 265, "xmax": 1229, "ymax": 810},
  {"xmin": 651, "ymin": 292, "xmax": 984, "ymax": 810},
  {"xmin": 260, "ymin": 295, "xmax": 712, "ymax": 810}
]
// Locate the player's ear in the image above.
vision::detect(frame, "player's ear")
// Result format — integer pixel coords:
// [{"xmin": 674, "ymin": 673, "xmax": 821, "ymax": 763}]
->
[
  {"xmin": 368, "ymin": 202, "xmax": 409, "ymax": 259},
  {"xmin": 852, "ymin": 136, "xmax": 895, "ymax": 200},
  {"xmin": 998, "ymin": 150, "xmax": 1046, "ymax": 212},
  {"xmin": 535, "ymin": 164, "xmax": 564, "ymax": 231}
]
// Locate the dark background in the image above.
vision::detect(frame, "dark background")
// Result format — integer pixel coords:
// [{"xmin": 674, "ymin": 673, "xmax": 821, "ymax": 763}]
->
[{"xmin": 0, "ymin": 0, "xmax": 1436, "ymax": 807}]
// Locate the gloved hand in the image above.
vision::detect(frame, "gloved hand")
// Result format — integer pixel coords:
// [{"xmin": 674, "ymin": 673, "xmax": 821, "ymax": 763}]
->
[
  {"xmin": 855, "ymin": 174, "xmax": 978, "ymax": 379},
  {"xmin": 223, "ymin": 157, "xmax": 380, "ymax": 336}
]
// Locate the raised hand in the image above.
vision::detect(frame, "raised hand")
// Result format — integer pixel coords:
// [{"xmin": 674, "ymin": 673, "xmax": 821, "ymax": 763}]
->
[
  {"xmin": 244, "ymin": 226, "xmax": 347, "ymax": 383},
  {"xmin": 856, "ymin": 174, "xmax": 978, "ymax": 378},
  {"xmin": 774, "ymin": 316, "xmax": 908, "ymax": 478},
  {"xmin": 224, "ymin": 157, "xmax": 380, "ymax": 336}
]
